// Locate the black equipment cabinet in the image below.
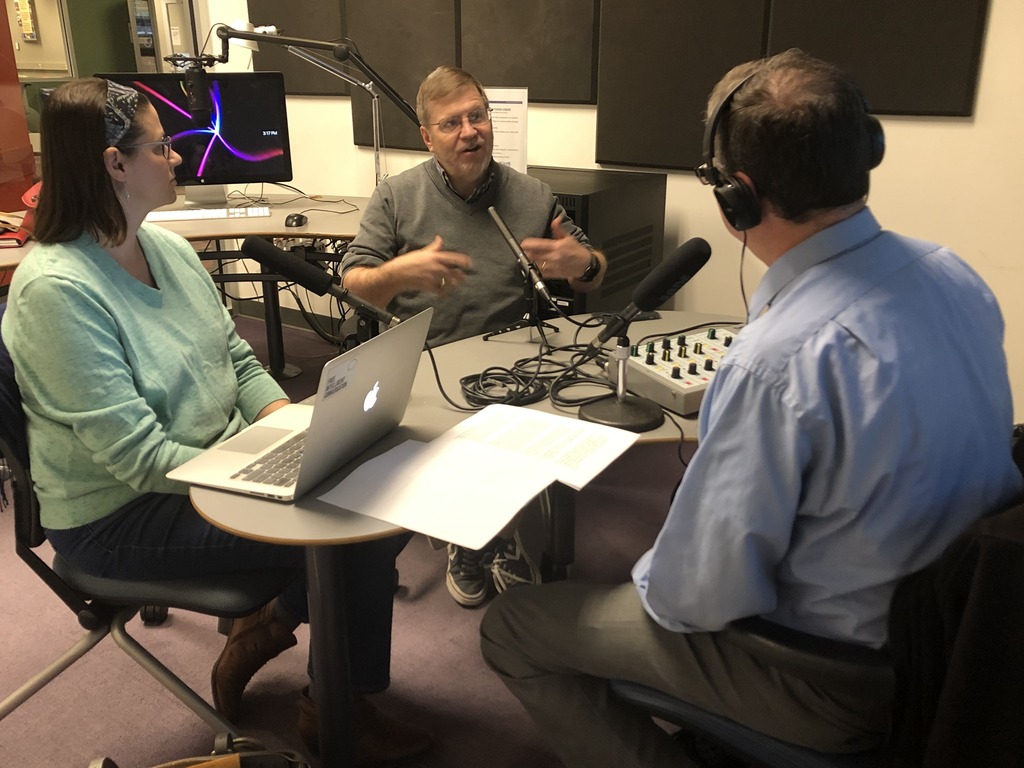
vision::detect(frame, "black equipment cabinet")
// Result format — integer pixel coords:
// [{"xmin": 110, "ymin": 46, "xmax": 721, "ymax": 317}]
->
[{"xmin": 526, "ymin": 166, "xmax": 667, "ymax": 316}]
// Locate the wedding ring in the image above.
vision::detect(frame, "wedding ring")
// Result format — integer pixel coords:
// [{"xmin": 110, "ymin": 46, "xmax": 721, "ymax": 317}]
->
[{"xmin": 440, "ymin": 276, "xmax": 446, "ymax": 289}]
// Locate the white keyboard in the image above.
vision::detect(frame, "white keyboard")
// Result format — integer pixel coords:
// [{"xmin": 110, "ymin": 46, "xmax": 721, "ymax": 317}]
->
[{"xmin": 146, "ymin": 206, "xmax": 272, "ymax": 222}]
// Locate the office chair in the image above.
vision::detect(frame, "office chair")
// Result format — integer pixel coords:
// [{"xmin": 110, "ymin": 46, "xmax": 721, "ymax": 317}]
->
[
  {"xmin": 0, "ymin": 303, "xmax": 300, "ymax": 740},
  {"xmin": 612, "ymin": 483, "xmax": 1024, "ymax": 768},
  {"xmin": 611, "ymin": 615, "xmax": 892, "ymax": 768}
]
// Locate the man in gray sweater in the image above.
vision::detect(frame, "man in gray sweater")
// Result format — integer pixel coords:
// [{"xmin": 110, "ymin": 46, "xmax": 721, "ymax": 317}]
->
[{"xmin": 340, "ymin": 65, "xmax": 606, "ymax": 605}]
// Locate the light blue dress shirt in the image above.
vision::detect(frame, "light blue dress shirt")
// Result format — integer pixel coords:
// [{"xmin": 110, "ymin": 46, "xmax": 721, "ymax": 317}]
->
[{"xmin": 632, "ymin": 208, "xmax": 1023, "ymax": 648}]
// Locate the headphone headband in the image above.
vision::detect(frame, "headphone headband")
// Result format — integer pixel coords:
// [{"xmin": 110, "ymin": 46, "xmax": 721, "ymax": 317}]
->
[
  {"xmin": 695, "ymin": 68, "xmax": 885, "ymax": 232},
  {"xmin": 697, "ymin": 72, "xmax": 754, "ymax": 186}
]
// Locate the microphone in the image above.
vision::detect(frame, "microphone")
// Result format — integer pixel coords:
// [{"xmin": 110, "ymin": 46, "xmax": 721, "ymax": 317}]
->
[
  {"xmin": 183, "ymin": 66, "xmax": 212, "ymax": 127},
  {"xmin": 582, "ymin": 237, "xmax": 711, "ymax": 361},
  {"xmin": 487, "ymin": 206, "xmax": 553, "ymax": 305},
  {"xmin": 240, "ymin": 236, "xmax": 400, "ymax": 328}
]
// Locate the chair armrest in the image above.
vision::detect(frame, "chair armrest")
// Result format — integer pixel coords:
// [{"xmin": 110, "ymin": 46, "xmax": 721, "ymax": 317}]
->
[{"xmin": 720, "ymin": 617, "xmax": 894, "ymax": 696}]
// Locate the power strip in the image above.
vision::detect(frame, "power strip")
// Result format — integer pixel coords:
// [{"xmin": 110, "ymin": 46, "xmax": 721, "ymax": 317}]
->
[{"xmin": 606, "ymin": 326, "xmax": 738, "ymax": 416}]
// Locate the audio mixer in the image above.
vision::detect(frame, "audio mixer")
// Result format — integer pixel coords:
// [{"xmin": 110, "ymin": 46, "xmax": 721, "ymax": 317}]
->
[{"xmin": 606, "ymin": 325, "xmax": 740, "ymax": 416}]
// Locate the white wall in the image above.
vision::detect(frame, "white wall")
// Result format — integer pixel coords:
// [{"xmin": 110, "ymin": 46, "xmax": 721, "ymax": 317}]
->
[{"xmin": 197, "ymin": 0, "xmax": 1024, "ymax": 420}]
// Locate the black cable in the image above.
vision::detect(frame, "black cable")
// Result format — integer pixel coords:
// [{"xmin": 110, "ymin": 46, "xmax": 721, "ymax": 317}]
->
[
  {"xmin": 660, "ymin": 410, "xmax": 690, "ymax": 467},
  {"xmin": 459, "ymin": 366, "xmax": 549, "ymax": 407},
  {"xmin": 423, "ymin": 345, "xmax": 483, "ymax": 412},
  {"xmin": 739, "ymin": 232, "xmax": 750, "ymax": 318},
  {"xmin": 280, "ymin": 285, "xmax": 348, "ymax": 347}
]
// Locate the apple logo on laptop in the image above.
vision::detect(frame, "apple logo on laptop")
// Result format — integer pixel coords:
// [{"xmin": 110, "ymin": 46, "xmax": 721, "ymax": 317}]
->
[{"xmin": 363, "ymin": 381, "xmax": 380, "ymax": 412}]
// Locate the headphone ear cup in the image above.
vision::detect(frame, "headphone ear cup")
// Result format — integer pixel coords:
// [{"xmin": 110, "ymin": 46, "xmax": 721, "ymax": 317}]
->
[
  {"xmin": 866, "ymin": 114, "xmax": 885, "ymax": 169},
  {"xmin": 714, "ymin": 176, "xmax": 761, "ymax": 231}
]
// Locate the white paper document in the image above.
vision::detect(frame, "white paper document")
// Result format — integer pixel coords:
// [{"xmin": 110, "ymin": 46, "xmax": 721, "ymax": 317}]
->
[
  {"xmin": 485, "ymin": 87, "xmax": 528, "ymax": 173},
  {"xmin": 318, "ymin": 404, "xmax": 638, "ymax": 549}
]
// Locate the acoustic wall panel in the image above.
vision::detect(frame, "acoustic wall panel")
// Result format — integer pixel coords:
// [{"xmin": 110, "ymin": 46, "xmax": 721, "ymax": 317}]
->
[
  {"xmin": 345, "ymin": 0, "xmax": 456, "ymax": 150},
  {"xmin": 461, "ymin": 0, "xmax": 598, "ymax": 103},
  {"xmin": 596, "ymin": 0, "xmax": 766, "ymax": 170},
  {"xmin": 767, "ymin": 0, "xmax": 990, "ymax": 116},
  {"xmin": 247, "ymin": 0, "xmax": 349, "ymax": 96}
]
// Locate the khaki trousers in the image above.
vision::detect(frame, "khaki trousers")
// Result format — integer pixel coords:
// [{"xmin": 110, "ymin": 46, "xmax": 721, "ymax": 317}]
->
[{"xmin": 480, "ymin": 581, "xmax": 888, "ymax": 768}]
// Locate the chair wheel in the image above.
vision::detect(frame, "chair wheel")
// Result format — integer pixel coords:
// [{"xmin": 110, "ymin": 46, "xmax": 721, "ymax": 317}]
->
[
  {"xmin": 213, "ymin": 732, "xmax": 235, "ymax": 754},
  {"xmin": 140, "ymin": 604, "xmax": 169, "ymax": 625},
  {"xmin": 232, "ymin": 736, "xmax": 265, "ymax": 752}
]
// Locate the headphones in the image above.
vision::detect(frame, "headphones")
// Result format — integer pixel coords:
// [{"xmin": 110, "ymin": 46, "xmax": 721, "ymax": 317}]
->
[{"xmin": 695, "ymin": 72, "xmax": 886, "ymax": 232}]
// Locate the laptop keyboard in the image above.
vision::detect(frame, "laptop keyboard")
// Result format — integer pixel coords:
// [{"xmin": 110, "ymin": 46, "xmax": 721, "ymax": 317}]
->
[{"xmin": 231, "ymin": 430, "xmax": 308, "ymax": 486}]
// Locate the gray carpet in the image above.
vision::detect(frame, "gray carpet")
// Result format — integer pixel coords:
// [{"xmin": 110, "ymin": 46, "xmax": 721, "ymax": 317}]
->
[{"xmin": 0, "ymin": 317, "xmax": 688, "ymax": 768}]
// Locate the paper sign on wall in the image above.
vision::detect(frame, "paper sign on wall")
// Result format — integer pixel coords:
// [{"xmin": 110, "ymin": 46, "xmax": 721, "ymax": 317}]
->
[{"xmin": 485, "ymin": 87, "xmax": 528, "ymax": 174}]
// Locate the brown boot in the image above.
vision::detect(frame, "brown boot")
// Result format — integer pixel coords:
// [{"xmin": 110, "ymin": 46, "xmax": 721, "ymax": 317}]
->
[
  {"xmin": 296, "ymin": 688, "xmax": 434, "ymax": 766},
  {"xmin": 211, "ymin": 603, "xmax": 298, "ymax": 720}
]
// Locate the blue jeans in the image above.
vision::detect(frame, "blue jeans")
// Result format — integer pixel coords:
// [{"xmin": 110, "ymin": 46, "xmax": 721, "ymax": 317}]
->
[{"xmin": 46, "ymin": 491, "xmax": 410, "ymax": 693}]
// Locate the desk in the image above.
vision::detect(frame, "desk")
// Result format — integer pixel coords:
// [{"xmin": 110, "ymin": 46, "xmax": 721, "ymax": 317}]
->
[
  {"xmin": 191, "ymin": 309, "xmax": 738, "ymax": 766},
  {"xmin": 153, "ymin": 194, "xmax": 369, "ymax": 380},
  {"xmin": 0, "ymin": 193, "xmax": 370, "ymax": 379}
]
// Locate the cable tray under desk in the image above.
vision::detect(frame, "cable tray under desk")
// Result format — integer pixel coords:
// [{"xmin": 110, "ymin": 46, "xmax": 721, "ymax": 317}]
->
[
  {"xmin": 146, "ymin": 206, "xmax": 271, "ymax": 222},
  {"xmin": 607, "ymin": 326, "xmax": 737, "ymax": 416}
]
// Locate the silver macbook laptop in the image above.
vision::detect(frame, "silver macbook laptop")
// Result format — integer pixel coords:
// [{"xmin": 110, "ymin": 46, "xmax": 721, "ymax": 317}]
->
[{"xmin": 167, "ymin": 308, "xmax": 432, "ymax": 502}]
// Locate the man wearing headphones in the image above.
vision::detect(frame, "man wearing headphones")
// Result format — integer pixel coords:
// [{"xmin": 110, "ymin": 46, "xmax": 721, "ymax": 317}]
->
[{"xmin": 480, "ymin": 49, "xmax": 1022, "ymax": 768}]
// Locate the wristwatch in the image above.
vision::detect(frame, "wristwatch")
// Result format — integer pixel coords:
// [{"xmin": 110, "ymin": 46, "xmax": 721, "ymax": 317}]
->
[{"xmin": 577, "ymin": 253, "xmax": 601, "ymax": 283}]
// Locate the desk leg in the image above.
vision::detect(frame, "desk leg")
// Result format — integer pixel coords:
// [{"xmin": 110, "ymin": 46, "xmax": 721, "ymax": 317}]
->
[
  {"xmin": 262, "ymin": 278, "xmax": 301, "ymax": 380},
  {"xmin": 307, "ymin": 545, "xmax": 354, "ymax": 767},
  {"xmin": 541, "ymin": 482, "xmax": 575, "ymax": 581}
]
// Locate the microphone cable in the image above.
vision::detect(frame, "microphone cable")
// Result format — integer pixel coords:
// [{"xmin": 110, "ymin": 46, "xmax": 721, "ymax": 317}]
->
[
  {"xmin": 458, "ymin": 365, "xmax": 549, "ymax": 408},
  {"xmin": 422, "ymin": 343, "xmax": 548, "ymax": 411}
]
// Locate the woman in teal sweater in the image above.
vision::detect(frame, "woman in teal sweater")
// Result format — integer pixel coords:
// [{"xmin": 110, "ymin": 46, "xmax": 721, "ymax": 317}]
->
[{"xmin": 1, "ymin": 78, "xmax": 429, "ymax": 764}]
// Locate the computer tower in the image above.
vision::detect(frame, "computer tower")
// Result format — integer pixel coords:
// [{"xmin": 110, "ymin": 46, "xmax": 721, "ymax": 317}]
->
[{"xmin": 526, "ymin": 166, "xmax": 667, "ymax": 316}]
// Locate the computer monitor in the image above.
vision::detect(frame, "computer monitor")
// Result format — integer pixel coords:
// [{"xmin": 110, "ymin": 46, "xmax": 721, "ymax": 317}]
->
[{"xmin": 96, "ymin": 71, "xmax": 293, "ymax": 203}]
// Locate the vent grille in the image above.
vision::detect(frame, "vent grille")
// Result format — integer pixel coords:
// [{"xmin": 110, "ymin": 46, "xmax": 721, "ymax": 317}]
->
[{"xmin": 601, "ymin": 225, "xmax": 655, "ymax": 295}]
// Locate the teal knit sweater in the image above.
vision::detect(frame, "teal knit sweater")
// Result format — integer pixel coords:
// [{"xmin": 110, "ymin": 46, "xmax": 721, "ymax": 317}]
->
[{"xmin": 1, "ymin": 223, "xmax": 286, "ymax": 529}]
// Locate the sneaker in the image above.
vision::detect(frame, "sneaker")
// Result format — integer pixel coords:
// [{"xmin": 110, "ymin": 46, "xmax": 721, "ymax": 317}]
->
[
  {"xmin": 446, "ymin": 543, "xmax": 490, "ymax": 607},
  {"xmin": 490, "ymin": 531, "xmax": 541, "ymax": 593}
]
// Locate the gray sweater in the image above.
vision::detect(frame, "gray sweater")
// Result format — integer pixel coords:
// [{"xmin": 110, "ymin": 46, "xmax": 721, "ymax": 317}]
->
[{"xmin": 342, "ymin": 160, "xmax": 590, "ymax": 346}]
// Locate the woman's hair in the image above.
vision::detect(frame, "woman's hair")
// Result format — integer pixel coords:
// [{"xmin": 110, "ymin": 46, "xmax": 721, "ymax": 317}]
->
[
  {"xmin": 710, "ymin": 49, "xmax": 878, "ymax": 222},
  {"xmin": 415, "ymin": 66, "xmax": 488, "ymax": 126},
  {"xmin": 33, "ymin": 78, "xmax": 151, "ymax": 245}
]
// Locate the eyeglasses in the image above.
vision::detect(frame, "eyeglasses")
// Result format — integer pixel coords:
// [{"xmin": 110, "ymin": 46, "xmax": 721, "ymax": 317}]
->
[
  {"xmin": 120, "ymin": 135, "xmax": 173, "ymax": 159},
  {"xmin": 427, "ymin": 107, "xmax": 492, "ymax": 135},
  {"xmin": 694, "ymin": 163, "xmax": 719, "ymax": 186}
]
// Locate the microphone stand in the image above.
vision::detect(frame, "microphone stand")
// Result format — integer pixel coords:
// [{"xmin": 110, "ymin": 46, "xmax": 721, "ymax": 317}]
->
[
  {"xmin": 577, "ymin": 336, "xmax": 664, "ymax": 432},
  {"xmin": 212, "ymin": 25, "xmax": 421, "ymax": 187},
  {"xmin": 482, "ymin": 282, "xmax": 558, "ymax": 342},
  {"xmin": 284, "ymin": 47, "xmax": 385, "ymax": 185}
]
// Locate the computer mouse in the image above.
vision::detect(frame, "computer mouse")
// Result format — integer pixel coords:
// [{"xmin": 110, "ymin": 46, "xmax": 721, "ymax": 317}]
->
[{"xmin": 285, "ymin": 213, "xmax": 308, "ymax": 228}]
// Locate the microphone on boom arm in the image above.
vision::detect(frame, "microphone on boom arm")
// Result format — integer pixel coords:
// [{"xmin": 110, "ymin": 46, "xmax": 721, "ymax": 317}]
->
[
  {"xmin": 580, "ymin": 237, "xmax": 712, "ymax": 363},
  {"xmin": 240, "ymin": 236, "xmax": 400, "ymax": 328},
  {"xmin": 183, "ymin": 65, "xmax": 213, "ymax": 127}
]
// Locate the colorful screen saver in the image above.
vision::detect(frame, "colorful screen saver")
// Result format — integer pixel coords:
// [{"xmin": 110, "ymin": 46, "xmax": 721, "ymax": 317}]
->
[{"xmin": 98, "ymin": 71, "xmax": 293, "ymax": 187}]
